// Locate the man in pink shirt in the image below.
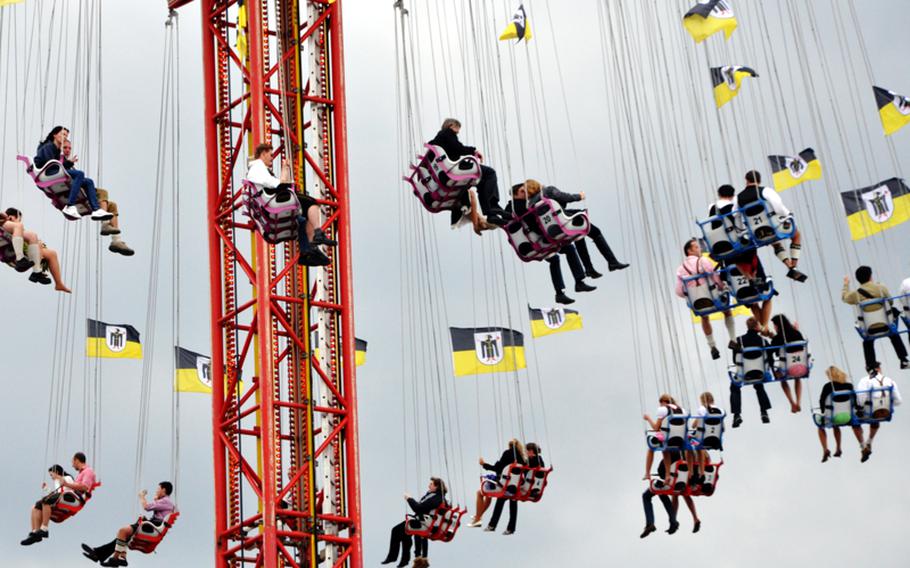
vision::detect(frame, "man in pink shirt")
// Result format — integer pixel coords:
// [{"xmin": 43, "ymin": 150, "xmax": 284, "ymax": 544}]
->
[
  {"xmin": 21, "ymin": 451, "xmax": 97, "ymax": 546},
  {"xmin": 82, "ymin": 481, "xmax": 176, "ymax": 566},
  {"xmin": 675, "ymin": 238, "xmax": 736, "ymax": 360}
]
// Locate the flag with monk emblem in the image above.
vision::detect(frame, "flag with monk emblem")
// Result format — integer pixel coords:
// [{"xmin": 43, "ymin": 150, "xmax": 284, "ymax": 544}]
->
[
  {"xmin": 499, "ymin": 4, "xmax": 532, "ymax": 42},
  {"xmin": 873, "ymin": 86, "xmax": 910, "ymax": 136},
  {"xmin": 528, "ymin": 306, "xmax": 583, "ymax": 338},
  {"xmin": 85, "ymin": 319, "xmax": 142, "ymax": 359},
  {"xmin": 175, "ymin": 346, "xmax": 214, "ymax": 393},
  {"xmin": 683, "ymin": 0, "xmax": 737, "ymax": 43},
  {"xmin": 711, "ymin": 65, "xmax": 757, "ymax": 108},
  {"xmin": 768, "ymin": 148, "xmax": 822, "ymax": 191},
  {"xmin": 450, "ymin": 327, "xmax": 526, "ymax": 377},
  {"xmin": 841, "ymin": 178, "xmax": 910, "ymax": 240}
]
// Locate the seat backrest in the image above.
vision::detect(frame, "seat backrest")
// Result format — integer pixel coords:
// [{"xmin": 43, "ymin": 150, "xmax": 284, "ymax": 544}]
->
[
  {"xmin": 739, "ymin": 347, "xmax": 768, "ymax": 383},
  {"xmin": 663, "ymin": 412, "xmax": 689, "ymax": 449},
  {"xmin": 780, "ymin": 342, "xmax": 810, "ymax": 378}
]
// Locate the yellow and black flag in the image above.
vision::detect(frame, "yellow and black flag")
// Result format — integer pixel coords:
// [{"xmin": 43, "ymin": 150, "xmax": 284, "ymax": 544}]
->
[
  {"xmin": 873, "ymin": 86, "xmax": 910, "ymax": 136},
  {"xmin": 841, "ymin": 178, "xmax": 910, "ymax": 240},
  {"xmin": 355, "ymin": 338, "xmax": 368, "ymax": 367},
  {"xmin": 768, "ymin": 148, "xmax": 822, "ymax": 191},
  {"xmin": 0, "ymin": 1, "xmax": 26, "ymax": 7},
  {"xmin": 236, "ymin": 0, "xmax": 248, "ymax": 60},
  {"xmin": 175, "ymin": 346, "xmax": 214, "ymax": 394},
  {"xmin": 499, "ymin": 4, "xmax": 532, "ymax": 42},
  {"xmin": 450, "ymin": 327, "xmax": 526, "ymax": 377},
  {"xmin": 711, "ymin": 66, "xmax": 757, "ymax": 108},
  {"xmin": 683, "ymin": 0, "xmax": 737, "ymax": 43},
  {"xmin": 528, "ymin": 306, "xmax": 582, "ymax": 338},
  {"xmin": 86, "ymin": 319, "xmax": 142, "ymax": 359}
]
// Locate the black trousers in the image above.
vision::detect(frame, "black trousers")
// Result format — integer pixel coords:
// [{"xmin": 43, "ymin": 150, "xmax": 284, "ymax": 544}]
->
[
  {"xmin": 477, "ymin": 165, "xmax": 502, "ymax": 214},
  {"xmin": 547, "ymin": 245, "xmax": 585, "ymax": 292},
  {"xmin": 863, "ymin": 334, "xmax": 908, "ymax": 368},
  {"xmin": 383, "ymin": 521, "xmax": 412, "ymax": 563},
  {"xmin": 488, "ymin": 498, "xmax": 517, "ymax": 532},
  {"xmin": 642, "ymin": 489, "xmax": 676, "ymax": 527},
  {"xmin": 573, "ymin": 223, "xmax": 621, "ymax": 271},
  {"xmin": 730, "ymin": 382, "xmax": 772, "ymax": 415},
  {"xmin": 91, "ymin": 521, "xmax": 144, "ymax": 562},
  {"xmin": 414, "ymin": 536, "xmax": 428, "ymax": 558}
]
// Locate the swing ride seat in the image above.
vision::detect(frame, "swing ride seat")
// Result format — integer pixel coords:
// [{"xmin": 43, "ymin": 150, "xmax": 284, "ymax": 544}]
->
[
  {"xmin": 649, "ymin": 460, "xmax": 722, "ymax": 497},
  {"xmin": 812, "ymin": 392, "xmax": 856, "ymax": 429},
  {"xmin": 853, "ymin": 296, "xmax": 904, "ymax": 341},
  {"xmin": 728, "ymin": 346, "xmax": 774, "ymax": 386},
  {"xmin": 241, "ymin": 180, "xmax": 301, "ymax": 244},
  {"xmin": 696, "ymin": 209, "xmax": 750, "ymax": 261},
  {"xmin": 688, "ymin": 410, "xmax": 726, "ymax": 452},
  {"xmin": 404, "ymin": 502, "xmax": 467, "ymax": 542},
  {"xmin": 645, "ymin": 413, "xmax": 691, "ymax": 452},
  {"xmin": 723, "ymin": 265, "xmax": 775, "ymax": 305},
  {"xmin": 504, "ymin": 197, "xmax": 590, "ymax": 262},
  {"xmin": 49, "ymin": 482, "xmax": 101, "ymax": 523},
  {"xmin": 813, "ymin": 386, "xmax": 895, "ymax": 427},
  {"xmin": 479, "ymin": 462, "xmax": 525, "ymax": 499},
  {"xmin": 128, "ymin": 511, "xmax": 180, "ymax": 554},
  {"xmin": 738, "ymin": 198, "xmax": 797, "ymax": 246},
  {"xmin": 403, "ymin": 144, "xmax": 481, "ymax": 214},
  {"xmin": 514, "ymin": 465, "xmax": 553, "ymax": 502},
  {"xmin": 681, "ymin": 270, "xmax": 732, "ymax": 317},
  {"xmin": 775, "ymin": 340, "xmax": 812, "ymax": 379},
  {"xmin": 16, "ymin": 155, "xmax": 92, "ymax": 219}
]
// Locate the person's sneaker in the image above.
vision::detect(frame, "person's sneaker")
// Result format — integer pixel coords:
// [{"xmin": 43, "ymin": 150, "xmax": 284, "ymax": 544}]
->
[
  {"xmin": 14, "ymin": 257, "xmax": 33, "ymax": 272},
  {"xmin": 666, "ymin": 522, "xmax": 680, "ymax": 535},
  {"xmin": 710, "ymin": 347, "xmax": 720, "ymax": 360},
  {"xmin": 585, "ymin": 269, "xmax": 604, "ymax": 279},
  {"xmin": 732, "ymin": 414, "xmax": 743, "ymax": 428},
  {"xmin": 29, "ymin": 272, "xmax": 52, "ymax": 285},
  {"xmin": 901, "ymin": 359, "xmax": 910, "ymax": 370},
  {"xmin": 20, "ymin": 532, "xmax": 43, "ymax": 545},
  {"xmin": 608, "ymin": 262, "xmax": 630, "ymax": 272},
  {"xmin": 90, "ymin": 209, "xmax": 114, "ymax": 221},
  {"xmin": 639, "ymin": 524, "xmax": 656, "ymax": 539},
  {"xmin": 761, "ymin": 413, "xmax": 770, "ymax": 424},
  {"xmin": 502, "ymin": 530, "xmax": 514, "ymax": 535},
  {"xmin": 786, "ymin": 268, "xmax": 808, "ymax": 282},
  {"xmin": 298, "ymin": 248, "xmax": 330, "ymax": 267},
  {"xmin": 483, "ymin": 526, "xmax": 495, "ymax": 532},
  {"xmin": 574, "ymin": 281, "xmax": 596, "ymax": 293},
  {"xmin": 312, "ymin": 229, "xmax": 337, "ymax": 246},
  {"xmin": 555, "ymin": 292, "xmax": 575, "ymax": 305},
  {"xmin": 109, "ymin": 241, "xmax": 135, "ymax": 256},
  {"xmin": 99, "ymin": 221, "xmax": 120, "ymax": 236},
  {"xmin": 62, "ymin": 205, "xmax": 81, "ymax": 220}
]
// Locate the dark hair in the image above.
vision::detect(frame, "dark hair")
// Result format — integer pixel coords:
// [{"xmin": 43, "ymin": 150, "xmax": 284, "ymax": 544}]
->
[
  {"xmin": 253, "ymin": 143, "xmax": 273, "ymax": 160},
  {"xmin": 683, "ymin": 238, "xmax": 698, "ymax": 257},
  {"xmin": 159, "ymin": 481, "xmax": 174, "ymax": 496},
  {"xmin": 867, "ymin": 361, "xmax": 881, "ymax": 373},
  {"xmin": 5, "ymin": 207, "xmax": 21, "ymax": 217},
  {"xmin": 770, "ymin": 314, "xmax": 798, "ymax": 341},
  {"xmin": 441, "ymin": 118, "xmax": 461, "ymax": 131},
  {"xmin": 429, "ymin": 477, "xmax": 447, "ymax": 495},
  {"xmin": 526, "ymin": 442, "xmax": 541, "ymax": 455},
  {"xmin": 49, "ymin": 464, "xmax": 66, "ymax": 476},
  {"xmin": 73, "ymin": 452, "xmax": 87, "ymax": 464},
  {"xmin": 42, "ymin": 126, "xmax": 68, "ymax": 145},
  {"xmin": 511, "ymin": 183, "xmax": 524, "ymax": 196},
  {"xmin": 855, "ymin": 265, "xmax": 872, "ymax": 284},
  {"xmin": 745, "ymin": 170, "xmax": 761, "ymax": 184},
  {"xmin": 717, "ymin": 184, "xmax": 735, "ymax": 198}
]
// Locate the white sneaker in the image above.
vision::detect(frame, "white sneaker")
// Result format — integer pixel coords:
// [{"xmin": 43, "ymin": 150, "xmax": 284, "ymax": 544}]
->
[
  {"xmin": 62, "ymin": 205, "xmax": 81, "ymax": 220},
  {"xmin": 90, "ymin": 209, "xmax": 114, "ymax": 221},
  {"xmin": 466, "ymin": 519, "xmax": 483, "ymax": 528}
]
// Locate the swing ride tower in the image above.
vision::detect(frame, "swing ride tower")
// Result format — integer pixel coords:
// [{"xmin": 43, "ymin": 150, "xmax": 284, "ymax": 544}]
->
[{"xmin": 167, "ymin": 1, "xmax": 362, "ymax": 566}]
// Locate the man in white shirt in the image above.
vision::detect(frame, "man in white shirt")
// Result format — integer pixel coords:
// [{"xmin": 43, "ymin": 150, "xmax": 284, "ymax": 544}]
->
[
  {"xmin": 739, "ymin": 170, "xmax": 806, "ymax": 282},
  {"xmin": 247, "ymin": 143, "xmax": 336, "ymax": 266},
  {"xmin": 854, "ymin": 361, "xmax": 902, "ymax": 462}
]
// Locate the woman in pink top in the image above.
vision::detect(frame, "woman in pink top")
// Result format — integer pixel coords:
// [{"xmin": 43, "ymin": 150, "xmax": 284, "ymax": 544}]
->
[{"xmin": 675, "ymin": 239, "xmax": 736, "ymax": 360}]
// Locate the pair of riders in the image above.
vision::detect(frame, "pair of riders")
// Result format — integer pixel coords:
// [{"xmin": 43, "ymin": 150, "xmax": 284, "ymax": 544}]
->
[
  {"xmin": 246, "ymin": 142, "xmax": 337, "ymax": 266},
  {"xmin": 467, "ymin": 439, "xmax": 545, "ymax": 535},
  {"xmin": 34, "ymin": 127, "xmax": 135, "ymax": 256},
  {"xmin": 1, "ymin": 207, "xmax": 71, "ymax": 292}
]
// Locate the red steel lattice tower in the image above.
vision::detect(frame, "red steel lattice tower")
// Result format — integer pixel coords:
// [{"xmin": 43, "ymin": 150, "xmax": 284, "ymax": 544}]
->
[{"xmin": 167, "ymin": 1, "xmax": 362, "ymax": 566}]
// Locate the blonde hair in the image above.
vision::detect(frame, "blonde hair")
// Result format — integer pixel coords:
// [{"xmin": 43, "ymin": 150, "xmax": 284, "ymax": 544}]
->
[
  {"xmin": 525, "ymin": 179, "xmax": 542, "ymax": 197},
  {"xmin": 508, "ymin": 438, "xmax": 527, "ymax": 462},
  {"xmin": 700, "ymin": 392, "xmax": 715, "ymax": 406},
  {"xmin": 826, "ymin": 366, "xmax": 847, "ymax": 384},
  {"xmin": 441, "ymin": 118, "xmax": 461, "ymax": 130}
]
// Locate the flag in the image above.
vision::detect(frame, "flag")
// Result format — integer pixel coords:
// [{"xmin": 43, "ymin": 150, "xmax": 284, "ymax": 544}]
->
[
  {"xmin": 683, "ymin": 0, "xmax": 737, "ymax": 43},
  {"xmin": 236, "ymin": 0, "xmax": 248, "ymax": 60},
  {"xmin": 355, "ymin": 338, "xmax": 367, "ymax": 367},
  {"xmin": 711, "ymin": 66, "xmax": 757, "ymax": 108},
  {"xmin": 175, "ymin": 346, "xmax": 214, "ymax": 393},
  {"xmin": 528, "ymin": 306, "xmax": 582, "ymax": 338},
  {"xmin": 450, "ymin": 327, "xmax": 526, "ymax": 377},
  {"xmin": 768, "ymin": 148, "xmax": 822, "ymax": 191},
  {"xmin": 0, "ymin": 0, "xmax": 25, "ymax": 7},
  {"xmin": 841, "ymin": 178, "xmax": 910, "ymax": 240},
  {"xmin": 873, "ymin": 86, "xmax": 910, "ymax": 136},
  {"xmin": 499, "ymin": 4, "xmax": 532, "ymax": 42},
  {"xmin": 86, "ymin": 319, "xmax": 142, "ymax": 359}
]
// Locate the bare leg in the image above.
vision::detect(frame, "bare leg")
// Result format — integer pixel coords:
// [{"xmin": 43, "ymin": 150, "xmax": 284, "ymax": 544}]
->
[
  {"xmin": 644, "ymin": 449, "xmax": 654, "ymax": 480},
  {"xmin": 472, "ymin": 491, "xmax": 491, "ymax": 522},
  {"xmin": 681, "ymin": 495, "xmax": 699, "ymax": 523},
  {"xmin": 30, "ymin": 507, "xmax": 41, "ymax": 531},
  {"xmin": 816, "ymin": 428, "xmax": 829, "ymax": 455},
  {"xmin": 794, "ymin": 379, "xmax": 802, "ymax": 411},
  {"xmin": 851, "ymin": 425, "xmax": 865, "ymax": 448},
  {"xmin": 833, "ymin": 427, "xmax": 842, "ymax": 455},
  {"xmin": 867, "ymin": 423, "xmax": 880, "ymax": 448},
  {"xmin": 306, "ymin": 205, "xmax": 319, "ymax": 241},
  {"xmin": 40, "ymin": 505, "xmax": 52, "ymax": 527},
  {"xmin": 760, "ymin": 299, "xmax": 773, "ymax": 329},
  {"xmin": 780, "ymin": 381, "xmax": 796, "ymax": 412},
  {"xmin": 111, "ymin": 526, "xmax": 133, "ymax": 559},
  {"xmin": 42, "ymin": 247, "xmax": 71, "ymax": 294},
  {"xmin": 700, "ymin": 316, "xmax": 713, "ymax": 337}
]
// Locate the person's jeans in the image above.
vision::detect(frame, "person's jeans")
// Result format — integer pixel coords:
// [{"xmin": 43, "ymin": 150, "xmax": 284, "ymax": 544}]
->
[
  {"xmin": 862, "ymin": 334, "xmax": 908, "ymax": 368},
  {"xmin": 66, "ymin": 168, "xmax": 100, "ymax": 209},
  {"xmin": 488, "ymin": 498, "xmax": 517, "ymax": 532},
  {"xmin": 642, "ymin": 489, "xmax": 675, "ymax": 526},
  {"xmin": 730, "ymin": 382, "xmax": 772, "ymax": 415}
]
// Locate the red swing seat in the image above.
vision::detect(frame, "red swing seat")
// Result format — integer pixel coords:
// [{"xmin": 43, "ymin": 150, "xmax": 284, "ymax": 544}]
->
[
  {"xmin": 128, "ymin": 511, "xmax": 180, "ymax": 554},
  {"xmin": 403, "ymin": 502, "xmax": 467, "ymax": 542},
  {"xmin": 50, "ymin": 482, "xmax": 101, "ymax": 523}
]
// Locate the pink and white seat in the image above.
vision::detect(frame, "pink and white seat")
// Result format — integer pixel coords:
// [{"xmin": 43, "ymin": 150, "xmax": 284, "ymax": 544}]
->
[
  {"xmin": 241, "ymin": 180, "xmax": 301, "ymax": 244},
  {"xmin": 505, "ymin": 197, "xmax": 590, "ymax": 262},
  {"xmin": 403, "ymin": 144, "xmax": 482, "ymax": 213},
  {"xmin": 16, "ymin": 155, "xmax": 91, "ymax": 218}
]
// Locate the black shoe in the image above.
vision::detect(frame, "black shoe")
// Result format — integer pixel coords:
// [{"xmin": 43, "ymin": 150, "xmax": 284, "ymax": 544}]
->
[
  {"xmin": 786, "ymin": 268, "xmax": 808, "ymax": 282},
  {"xmin": 728, "ymin": 340, "xmax": 738, "ymax": 350},
  {"xmin": 29, "ymin": 272, "xmax": 52, "ymax": 285},
  {"xmin": 298, "ymin": 248, "xmax": 330, "ymax": 267},
  {"xmin": 574, "ymin": 281, "xmax": 596, "ymax": 293},
  {"xmin": 585, "ymin": 269, "xmax": 603, "ymax": 279},
  {"xmin": 693, "ymin": 521, "xmax": 701, "ymax": 533},
  {"xmin": 20, "ymin": 533, "xmax": 42, "ymax": 546},
  {"xmin": 101, "ymin": 560, "xmax": 127, "ymax": 568},
  {"xmin": 485, "ymin": 215, "xmax": 508, "ymax": 227},
  {"xmin": 502, "ymin": 529, "xmax": 514, "ymax": 535},
  {"xmin": 82, "ymin": 544, "xmax": 100, "ymax": 562},
  {"xmin": 380, "ymin": 559, "xmax": 397, "ymax": 566},
  {"xmin": 710, "ymin": 347, "xmax": 720, "ymax": 360},
  {"xmin": 666, "ymin": 522, "xmax": 680, "ymax": 535},
  {"xmin": 821, "ymin": 450, "xmax": 831, "ymax": 463},
  {"xmin": 395, "ymin": 560, "xmax": 410, "ymax": 568},
  {"xmin": 901, "ymin": 359, "xmax": 909, "ymax": 370},
  {"xmin": 761, "ymin": 413, "xmax": 770, "ymax": 424},
  {"xmin": 608, "ymin": 262, "xmax": 629, "ymax": 272},
  {"xmin": 14, "ymin": 257, "xmax": 33, "ymax": 272},
  {"xmin": 312, "ymin": 229, "xmax": 337, "ymax": 247},
  {"xmin": 861, "ymin": 446, "xmax": 871, "ymax": 463},
  {"xmin": 555, "ymin": 292, "xmax": 575, "ymax": 305},
  {"xmin": 732, "ymin": 414, "xmax": 743, "ymax": 428},
  {"xmin": 639, "ymin": 524, "xmax": 656, "ymax": 539}
]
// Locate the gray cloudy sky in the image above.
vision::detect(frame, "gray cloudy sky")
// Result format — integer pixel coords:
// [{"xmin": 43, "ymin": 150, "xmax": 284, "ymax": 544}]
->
[{"xmin": 1, "ymin": 1, "xmax": 909, "ymax": 567}]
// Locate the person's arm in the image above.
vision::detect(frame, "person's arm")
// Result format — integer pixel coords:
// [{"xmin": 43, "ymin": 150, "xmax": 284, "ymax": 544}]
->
[
  {"xmin": 438, "ymin": 129, "xmax": 476, "ymax": 158},
  {"xmin": 842, "ymin": 277, "xmax": 859, "ymax": 305},
  {"xmin": 674, "ymin": 265, "xmax": 686, "ymax": 298},
  {"xmin": 762, "ymin": 187, "xmax": 790, "ymax": 217},
  {"xmin": 819, "ymin": 383, "xmax": 831, "ymax": 410},
  {"xmin": 34, "ymin": 143, "xmax": 57, "ymax": 168},
  {"xmin": 891, "ymin": 380, "xmax": 902, "ymax": 406},
  {"xmin": 140, "ymin": 490, "xmax": 150, "ymax": 510},
  {"xmin": 246, "ymin": 161, "xmax": 281, "ymax": 189}
]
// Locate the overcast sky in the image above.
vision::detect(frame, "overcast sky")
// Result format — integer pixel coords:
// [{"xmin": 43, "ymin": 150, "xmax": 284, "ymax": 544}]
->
[{"xmin": 1, "ymin": 1, "xmax": 909, "ymax": 567}]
